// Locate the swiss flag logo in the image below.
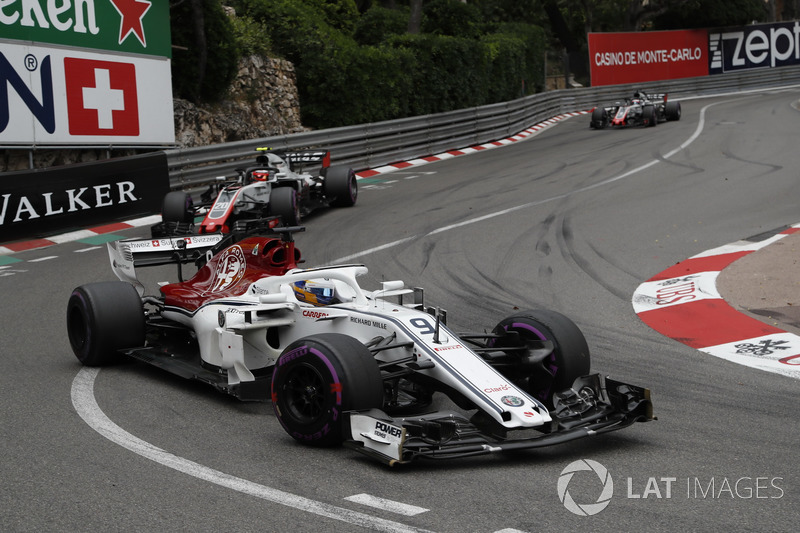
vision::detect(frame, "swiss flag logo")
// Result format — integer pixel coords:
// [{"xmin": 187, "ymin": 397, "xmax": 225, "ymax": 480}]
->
[{"xmin": 64, "ymin": 58, "xmax": 139, "ymax": 136}]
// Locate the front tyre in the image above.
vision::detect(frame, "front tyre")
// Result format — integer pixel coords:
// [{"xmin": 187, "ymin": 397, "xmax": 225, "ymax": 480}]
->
[
  {"xmin": 66, "ymin": 282, "xmax": 145, "ymax": 366},
  {"xmin": 271, "ymin": 334, "xmax": 383, "ymax": 447},
  {"xmin": 590, "ymin": 107, "xmax": 607, "ymax": 129},
  {"xmin": 162, "ymin": 191, "xmax": 194, "ymax": 223},
  {"xmin": 324, "ymin": 166, "xmax": 358, "ymax": 207},
  {"xmin": 269, "ymin": 186, "xmax": 301, "ymax": 226},
  {"xmin": 491, "ymin": 309, "xmax": 590, "ymax": 407},
  {"xmin": 643, "ymin": 105, "xmax": 657, "ymax": 127}
]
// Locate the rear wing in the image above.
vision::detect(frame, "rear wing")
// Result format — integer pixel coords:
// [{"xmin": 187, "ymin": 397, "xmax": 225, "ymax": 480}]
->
[
  {"xmin": 284, "ymin": 150, "xmax": 331, "ymax": 169},
  {"xmin": 107, "ymin": 234, "xmax": 224, "ymax": 294},
  {"xmin": 645, "ymin": 92, "xmax": 668, "ymax": 102},
  {"xmin": 256, "ymin": 146, "xmax": 331, "ymax": 172}
]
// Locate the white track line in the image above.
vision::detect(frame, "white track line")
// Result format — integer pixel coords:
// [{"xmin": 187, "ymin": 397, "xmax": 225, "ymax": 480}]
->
[
  {"xmin": 344, "ymin": 494, "xmax": 429, "ymax": 516},
  {"xmin": 71, "ymin": 368, "xmax": 434, "ymax": 533}
]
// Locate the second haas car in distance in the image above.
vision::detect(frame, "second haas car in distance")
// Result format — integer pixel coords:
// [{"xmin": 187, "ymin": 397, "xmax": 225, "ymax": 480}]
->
[
  {"xmin": 153, "ymin": 147, "xmax": 357, "ymax": 237},
  {"xmin": 67, "ymin": 225, "xmax": 653, "ymax": 465},
  {"xmin": 590, "ymin": 89, "xmax": 681, "ymax": 129}
]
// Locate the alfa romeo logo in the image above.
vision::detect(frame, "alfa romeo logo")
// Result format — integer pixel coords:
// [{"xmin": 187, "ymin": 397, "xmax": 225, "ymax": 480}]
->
[
  {"xmin": 557, "ymin": 459, "xmax": 613, "ymax": 516},
  {"xmin": 207, "ymin": 245, "xmax": 246, "ymax": 294}
]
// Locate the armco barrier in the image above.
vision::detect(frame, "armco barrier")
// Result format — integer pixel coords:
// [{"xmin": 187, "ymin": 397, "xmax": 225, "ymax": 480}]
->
[{"xmin": 164, "ymin": 65, "xmax": 800, "ymax": 193}]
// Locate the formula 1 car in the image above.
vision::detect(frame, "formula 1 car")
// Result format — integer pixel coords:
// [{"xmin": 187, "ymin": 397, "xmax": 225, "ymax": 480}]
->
[
  {"xmin": 67, "ymin": 226, "xmax": 653, "ymax": 465},
  {"xmin": 590, "ymin": 89, "xmax": 681, "ymax": 129},
  {"xmin": 153, "ymin": 148, "xmax": 357, "ymax": 237}
]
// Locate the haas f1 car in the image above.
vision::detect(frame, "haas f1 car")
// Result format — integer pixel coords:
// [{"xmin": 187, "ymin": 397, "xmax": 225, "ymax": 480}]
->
[
  {"xmin": 67, "ymin": 227, "xmax": 653, "ymax": 465},
  {"xmin": 590, "ymin": 90, "xmax": 681, "ymax": 129},
  {"xmin": 154, "ymin": 148, "xmax": 357, "ymax": 237}
]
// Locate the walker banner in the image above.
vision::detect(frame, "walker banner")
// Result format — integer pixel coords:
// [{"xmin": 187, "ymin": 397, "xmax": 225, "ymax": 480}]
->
[
  {"xmin": 588, "ymin": 30, "xmax": 709, "ymax": 86},
  {"xmin": 0, "ymin": 0, "xmax": 170, "ymax": 58},
  {"xmin": 0, "ymin": 41, "xmax": 174, "ymax": 144},
  {"xmin": 0, "ymin": 151, "xmax": 168, "ymax": 242},
  {"xmin": 709, "ymin": 21, "xmax": 800, "ymax": 74}
]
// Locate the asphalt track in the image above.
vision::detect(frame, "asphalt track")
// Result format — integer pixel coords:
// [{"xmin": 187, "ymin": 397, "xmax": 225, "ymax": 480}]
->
[{"xmin": 2, "ymin": 88, "xmax": 800, "ymax": 532}]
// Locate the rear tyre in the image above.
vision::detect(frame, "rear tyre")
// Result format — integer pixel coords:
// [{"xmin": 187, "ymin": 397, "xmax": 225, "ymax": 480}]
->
[
  {"xmin": 491, "ymin": 309, "xmax": 591, "ymax": 407},
  {"xmin": 162, "ymin": 191, "xmax": 194, "ymax": 223},
  {"xmin": 269, "ymin": 186, "xmax": 301, "ymax": 226},
  {"xmin": 324, "ymin": 166, "xmax": 358, "ymax": 207},
  {"xmin": 271, "ymin": 334, "xmax": 383, "ymax": 447},
  {"xmin": 67, "ymin": 282, "xmax": 145, "ymax": 366},
  {"xmin": 590, "ymin": 108, "xmax": 607, "ymax": 129},
  {"xmin": 665, "ymin": 100, "xmax": 681, "ymax": 121}
]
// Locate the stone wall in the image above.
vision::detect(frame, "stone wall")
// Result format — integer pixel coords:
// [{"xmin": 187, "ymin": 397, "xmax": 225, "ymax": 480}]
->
[
  {"xmin": 173, "ymin": 55, "xmax": 305, "ymax": 147},
  {"xmin": 2, "ymin": 55, "xmax": 304, "ymax": 172}
]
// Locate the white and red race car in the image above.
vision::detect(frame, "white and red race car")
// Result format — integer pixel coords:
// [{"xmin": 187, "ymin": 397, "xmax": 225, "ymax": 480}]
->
[
  {"xmin": 154, "ymin": 148, "xmax": 357, "ymax": 237},
  {"xmin": 67, "ymin": 227, "xmax": 653, "ymax": 464},
  {"xmin": 590, "ymin": 90, "xmax": 681, "ymax": 129}
]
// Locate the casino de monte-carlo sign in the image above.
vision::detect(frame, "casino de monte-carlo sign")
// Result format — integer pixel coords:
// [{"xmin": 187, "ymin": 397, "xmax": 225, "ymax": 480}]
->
[{"xmin": 0, "ymin": 0, "xmax": 174, "ymax": 145}]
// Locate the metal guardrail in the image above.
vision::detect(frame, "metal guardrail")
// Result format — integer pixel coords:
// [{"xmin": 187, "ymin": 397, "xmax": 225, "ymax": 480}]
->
[{"xmin": 164, "ymin": 66, "xmax": 800, "ymax": 191}]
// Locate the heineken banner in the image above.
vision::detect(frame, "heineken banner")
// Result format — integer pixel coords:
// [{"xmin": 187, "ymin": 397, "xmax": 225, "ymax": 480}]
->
[
  {"xmin": 0, "ymin": 0, "xmax": 173, "ymax": 146},
  {"xmin": 0, "ymin": 0, "xmax": 170, "ymax": 57}
]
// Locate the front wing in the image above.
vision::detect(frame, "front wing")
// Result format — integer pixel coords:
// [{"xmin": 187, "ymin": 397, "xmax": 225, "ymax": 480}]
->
[{"xmin": 344, "ymin": 375, "xmax": 653, "ymax": 465}]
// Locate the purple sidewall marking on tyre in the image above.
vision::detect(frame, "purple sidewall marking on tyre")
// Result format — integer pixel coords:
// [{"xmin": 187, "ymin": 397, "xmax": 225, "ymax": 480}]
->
[
  {"xmin": 308, "ymin": 346, "xmax": 342, "ymax": 406},
  {"xmin": 510, "ymin": 322, "xmax": 545, "ymax": 340},
  {"xmin": 508, "ymin": 322, "xmax": 558, "ymax": 400},
  {"xmin": 271, "ymin": 343, "xmax": 343, "ymax": 439}
]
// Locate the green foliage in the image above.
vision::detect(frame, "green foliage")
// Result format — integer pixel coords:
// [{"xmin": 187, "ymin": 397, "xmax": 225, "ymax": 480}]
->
[
  {"xmin": 354, "ymin": 6, "xmax": 409, "ymax": 46},
  {"xmin": 480, "ymin": 33, "xmax": 526, "ymax": 101},
  {"xmin": 230, "ymin": 15, "xmax": 273, "ymax": 57},
  {"xmin": 491, "ymin": 22, "xmax": 547, "ymax": 93},
  {"xmin": 308, "ymin": 0, "xmax": 361, "ymax": 35},
  {"xmin": 421, "ymin": 0, "xmax": 481, "ymax": 38},
  {"xmin": 651, "ymin": 0, "xmax": 768, "ymax": 30},
  {"xmin": 389, "ymin": 34, "xmax": 488, "ymax": 115},
  {"xmin": 302, "ymin": 43, "xmax": 417, "ymax": 127},
  {"xmin": 213, "ymin": 0, "xmax": 549, "ymax": 127},
  {"xmin": 170, "ymin": 0, "xmax": 240, "ymax": 103},
  {"xmin": 471, "ymin": 0, "xmax": 547, "ymax": 26}
]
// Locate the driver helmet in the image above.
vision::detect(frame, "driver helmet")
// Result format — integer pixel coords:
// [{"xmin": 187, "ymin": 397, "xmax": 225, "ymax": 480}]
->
[
  {"xmin": 292, "ymin": 279, "xmax": 339, "ymax": 306},
  {"xmin": 250, "ymin": 169, "xmax": 272, "ymax": 182}
]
